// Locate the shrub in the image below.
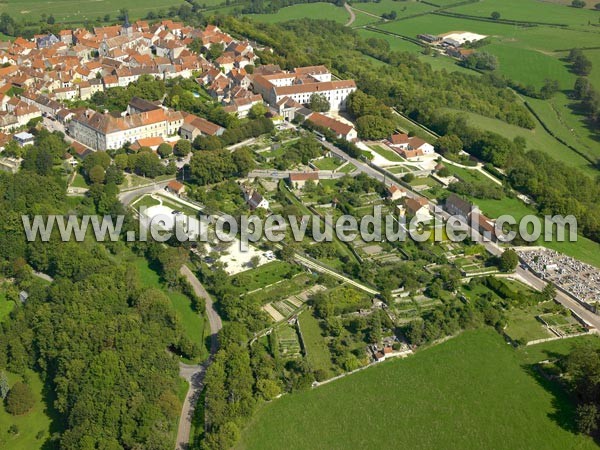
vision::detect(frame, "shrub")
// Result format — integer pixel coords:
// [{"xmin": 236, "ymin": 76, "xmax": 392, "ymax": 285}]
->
[{"xmin": 5, "ymin": 382, "xmax": 35, "ymax": 415}]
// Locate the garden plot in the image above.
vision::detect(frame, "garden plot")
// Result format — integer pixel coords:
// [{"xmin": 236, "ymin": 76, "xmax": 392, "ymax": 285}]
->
[
  {"xmin": 451, "ymin": 254, "xmax": 494, "ymax": 276},
  {"xmin": 263, "ymin": 285, "xmax": 326, "ymax": 321},
  {"xmin": 538, "ymin": 313, "xmax": 586, "ymax": 337},
  {"xmin": 276, "ymin": 323, "xmax": 302, "ymax": 359}
]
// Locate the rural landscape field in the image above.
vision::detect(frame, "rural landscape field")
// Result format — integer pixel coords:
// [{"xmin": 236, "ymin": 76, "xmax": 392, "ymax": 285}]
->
[
  {"xmin": 237, "ymin": 330, "xmax": 600, "ymax": 450},
  {"xmin": 0, "ymin": 0, "xmax": 600, "ymax": 449}
]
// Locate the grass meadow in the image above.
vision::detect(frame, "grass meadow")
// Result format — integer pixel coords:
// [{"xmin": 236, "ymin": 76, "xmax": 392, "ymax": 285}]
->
[
  {"xmin": 0, "ymin": 0, "xmax": 188, "ymax": 22},
  {"xmin": 298, "ymin": 310, "xmax": 336, "ymax": 378},
  {"xmin": 449, "ymin": 0, "xmax": 600, "ymax": 26},
  {"xmin": 351, "ymin": 0, "xmax": 434, "ymax": 18},
  {"xmin": 237, "ymin": 329, "xmax": 598, "ymax": 450}
]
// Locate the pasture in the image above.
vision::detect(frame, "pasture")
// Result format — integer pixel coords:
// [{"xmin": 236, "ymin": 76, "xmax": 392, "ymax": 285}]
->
[
  {"xmin": 236, "ymin": 329, "xmax": 598, "ymax": 450},
  {"xmin": 0, "ymin": 0, "xmax": 187, "ymax": 22},
  {"xmin": 526, "ymin": 94, "xmax": 600, "ymax": 168},
  {"xmin": 351, "ymin": 0, "xmax": 434, "ymax": 18},
  {"xmin": 447, "ymin": 0, "xmax": 600, "ymax": 26},
  {"xmin": 484, "ymin": 43, "xmax": 575, "ymax": 89}
]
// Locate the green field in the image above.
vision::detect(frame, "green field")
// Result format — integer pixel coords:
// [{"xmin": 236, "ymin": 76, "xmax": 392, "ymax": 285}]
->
[
  {"xmin": 0, "ymin": 0, "xmax": 187, "ymax": 22},
  {"xmin": 504, "ymin": 305, "xmax": 553, "ymax": 343},
  {"xmin": 485, "ymin": 43, "xmax": 575, "ymax": 89},
  {"xmin": 447, "ymin": 0, "xmax": 600, "ymax": 26},
  {"xmin": 70, "ymin": 173, "xmax": 89, "ymax": 189},
  {"xmin": 312, "ymin": 157, "xmax": 342, "ymax": 170},
  {"xmin": 237, "ymin": 329, "xmax": 597, "ymax": 450},
  {"xmin": 230, "ymin": 261, "xmax": 299, "ymax": 295},
  {"xmin": 247, "ymin": 3, "xmax": 349, "ymax": 24},
  {"xmin": 358, "ymin": 28, "xmax": 424, "ymax": 52},
  {"xmin": 517, "ymin": 333, "xmax": 600, "ymax": 364},
  {"xmin": 587, "ymin": 48, "xmax": 600, "ymax": 90},
  {"xmin": 374, "ymin": 13, "xmax": 600, "ymax": 59},
  {"xmin": 351, "ymin": 10, "xmax": 381, "ymax": 28},
  {"xmin": 351, "ymin": 0, "xmax": 434, "ymax": 18},
  {"xmin": 298, "ymin": 310, "xmax": 336, "ymax": 378},
  {"xmin": 527, "ymin": 94, "xmax": 600, "ymax": 167},
  {"xmin": 0, "ymin": 290, "xmax": 14, "ymax": 322},
  {"xmin": 367, "ymin": 144, "xmax": 405, "ymax": 162},
  {"xmin": 0, "ymin": 369, "xmax": 55, "ymax": 449}
]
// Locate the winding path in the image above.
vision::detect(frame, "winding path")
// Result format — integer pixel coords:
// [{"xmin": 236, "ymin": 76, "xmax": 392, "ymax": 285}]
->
[
  {"xmin": 344, "ymin": 3, "xmax": 356, "ymax": 27},
  {"xmin": 175, "ymin": 265, "xmax": 223, "ymax": 450}
]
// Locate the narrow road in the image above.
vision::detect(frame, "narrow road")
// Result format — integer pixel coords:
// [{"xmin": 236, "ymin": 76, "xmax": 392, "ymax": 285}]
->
[
  {"xmin": 344, "ymin": 3, "xmax": 356, "ymax": 27},
  {"xmin": 181, "ymin": 265, "xmax": 223, "ymax": 355},
  {"xmin": 119, "ymin": 180, "xmax": 173, "ymax": 206},
  {"xmin": 175, "ymin": 265, "xmax": 223, "ymax": 450}
]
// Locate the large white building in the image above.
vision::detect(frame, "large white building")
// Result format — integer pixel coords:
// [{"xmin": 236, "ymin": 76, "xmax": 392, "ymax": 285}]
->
[
  {"xmin": 252, "ymin": 65, "xmax": 356, "ymax": 111},
  {"xmin": 69, "ymin": 107, "xmax": 183, "ymax": 150}
]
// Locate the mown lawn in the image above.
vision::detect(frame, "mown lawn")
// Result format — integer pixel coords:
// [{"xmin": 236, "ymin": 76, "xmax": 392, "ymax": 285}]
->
[
  {"xmin": 70, "ymin": 173, "xmax": 89, "ymax": 189},
  {"xmin": 0, "ymin": 369, "xmax": 55, "ymax": 450},
  {"xmin": 230, "ymin": 261, "xmax": 299, "ymax": 295},
  {"xmin": 237, "ymin": 329, "xmax": 598, "ymax": 450},
  {"xmin": 338, "ymin": 162, "xmax": 357, "ymax": 174},
  {"xmin": 132, "ymin": 194, "xmax": 161, "ymax": 210},
  {"xmin": 312, "ymin": 157, "xmax": 342, "ymax": 171},
  {"xmin": 368, "ymin": 144, "xmax": 405, "ymax": 162}
]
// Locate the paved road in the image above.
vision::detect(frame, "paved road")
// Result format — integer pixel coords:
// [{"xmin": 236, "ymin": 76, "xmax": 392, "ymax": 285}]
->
[
  {"xmin": 118, "ymin": 180, "xmax": 173, "ymax": 206},
  {"xmin": 320, "ymin": 138, "xmax": 422, "ymax": 202},
  {"xmin": 181, "ymin": 265, "xmax": 223, "ymax": 354},
  {"xmin": 175, "ymin": 265, "xmax": 223, "ymax": 450}
]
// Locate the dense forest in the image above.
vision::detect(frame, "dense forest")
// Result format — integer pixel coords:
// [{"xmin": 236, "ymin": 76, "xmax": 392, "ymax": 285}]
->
[{"xmin": 0, "ymin": 131, "xmax": 199, "ymax": 449}]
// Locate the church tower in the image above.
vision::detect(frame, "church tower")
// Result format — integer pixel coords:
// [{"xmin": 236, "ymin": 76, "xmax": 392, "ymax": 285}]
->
[{"xmin": 122, "ymin": 14, "xmax": 133, "ymax": 37}]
